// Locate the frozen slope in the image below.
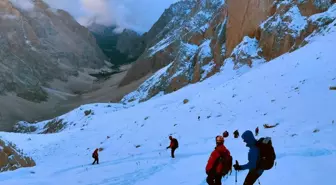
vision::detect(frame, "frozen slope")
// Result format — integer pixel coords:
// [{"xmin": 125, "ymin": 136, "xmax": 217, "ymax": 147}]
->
[{"xmin": 1, "ymin": 24, "xmax": 336, "ymax": 184}]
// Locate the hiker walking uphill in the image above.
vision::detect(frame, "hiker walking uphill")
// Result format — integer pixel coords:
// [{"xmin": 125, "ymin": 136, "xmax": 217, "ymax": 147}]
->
[
  {"xmin": 166, "ymin": 136, "xmax": 179, "ymax": 158},
  {"xmin": 255, "ymin": 127, "xmax": 259, "ymax": 136},
  {"xmin": 205, "ymin": 136, "xmax": 232, "ymax": 185},
  {"xmin": 92, "ymin": 148, "xmax": 99, "ymax": 165},
  {"xmin": 223, "ymin": 131, "xmax": 229, "ymax": 138},
  {"xmin": 233, "ymin": 130, "xmax": 239, "ymax": 138},
  {"xmin": 233, "ymin": 130, "xmax": 276, "ymax": 185}
]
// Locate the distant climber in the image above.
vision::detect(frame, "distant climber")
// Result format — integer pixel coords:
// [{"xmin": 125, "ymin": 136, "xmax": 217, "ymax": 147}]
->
[
  {"xmin": 233, "ymin": 130, "xmax": 239, "ymax": 138},
  {"xmin": 92, "ymin": 148, "xmax": 99, "ymax": 165},
  {"xmin": 206, "ymin": 136, "xmax": 232, "ymax": 185},
  {"xmin": 166, "ymin": 136, "xmax": 179, "ymax": 158},
  {"xmin": 255, "ymin": 127, "xmax": 259, "ymax": 136},
  {"xmin": 223, "ymin": 131, "xmax": 229, "ymax": 138},
  {"xmin": 198, "ymin": 116, "xmax": 200, "ymax": 121},
  {"xmin": 233, "ymin": 130, "xmax": 276, "ymax": 185}
]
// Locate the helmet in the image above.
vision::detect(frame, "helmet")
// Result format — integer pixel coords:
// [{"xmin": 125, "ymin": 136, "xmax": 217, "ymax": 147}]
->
[
  {"xmin": 169, "ymin": 136, "xmax": 172, "ymax": 139},
  {"xmin": 216, "ymin": 135, "xmax": 224, "ymax": 143}
]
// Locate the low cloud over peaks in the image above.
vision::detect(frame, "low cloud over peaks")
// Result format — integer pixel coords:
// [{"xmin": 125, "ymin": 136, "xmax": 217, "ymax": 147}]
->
[{"xmin": 44, "ymin": 0, "xmax": 179, "ymax": 33}]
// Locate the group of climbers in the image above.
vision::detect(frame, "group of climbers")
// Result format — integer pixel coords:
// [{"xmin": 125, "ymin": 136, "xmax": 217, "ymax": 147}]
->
[
  {"xmin": 90, "ymin": 127, "xmax": 275, "ymax": 185},
  {"xmin": 226, "ymin": 127, "xmax": 259, "ymax": 139},
  {"xmin": 207, "ymin": 129, "xmax": 276, "ymax": 185}
]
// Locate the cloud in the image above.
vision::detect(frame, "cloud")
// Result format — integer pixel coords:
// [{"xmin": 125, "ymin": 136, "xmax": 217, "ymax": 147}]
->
[
  {"xmin": 9, "ymin": 0, "xmax": 34, "ymax": 10},
  {"xmin": 44, "ymin": 0, "xmax": 179, "ymax": 33}
]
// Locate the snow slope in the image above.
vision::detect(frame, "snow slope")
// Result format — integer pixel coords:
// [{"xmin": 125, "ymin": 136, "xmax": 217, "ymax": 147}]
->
[{"xmin": 1, "ymin": 21, "xmax": 336, "ymax": 185}]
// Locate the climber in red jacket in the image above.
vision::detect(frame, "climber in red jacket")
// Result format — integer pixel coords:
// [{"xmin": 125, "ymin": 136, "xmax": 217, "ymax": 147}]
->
[
  {"xmin": 166, "ymin": 136, "xmax": 179, "ymax": 158},
  {"xmin": 92, "ymin": 148, "xmax": 99, "ymax": 165},
  {"xmin": 255, "ymin": 127, "xmax": 259, "ymax": 136},
  {"xmin": 206, "ymin": 136, "xmax": 232, "ymax": 185}
]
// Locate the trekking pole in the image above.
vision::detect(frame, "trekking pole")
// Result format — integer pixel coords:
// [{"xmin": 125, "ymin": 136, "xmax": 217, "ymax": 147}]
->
[
  {"xmin": 235, "ymin": 160, "xmax": 238, "ymax": 185},
  {"xmin": 235, "ymin": 170, "xmax": 237, "ymax": 185}
]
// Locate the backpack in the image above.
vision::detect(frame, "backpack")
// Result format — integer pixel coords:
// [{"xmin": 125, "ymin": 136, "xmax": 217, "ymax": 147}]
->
[
  {"xmin": 173, "ymin": 139, "xmax": 179, "ymax": 148},
  {"xmin": 218, "ymin": 153, "xmax": 232, "ymax": 176},
  {"xmin": 212, "ymin": 149, "xmax": 232, "ymax": 177},
  {"xmin": 256, "ymin": 137, "xmax": 276, "ymax": 170}
]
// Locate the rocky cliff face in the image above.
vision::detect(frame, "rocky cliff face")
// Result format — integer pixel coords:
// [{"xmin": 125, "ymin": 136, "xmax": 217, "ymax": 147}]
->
[
  {"xmin": 0, "ymin": 0, "xmax": 107, "ymax": 100},
  {"xmin": 119, "ymin": 0, "xmax": 197, "ymax": 87},
  {"xmin": 121, "ymin": 0, "xmax": 335, "ymax": 103},
  {"xmin": 88, "ymin": 23, "xmax": 145, "ymax": 66},
  {"xmin": 0, "ymin": 139, "xmax": 35, "ymax": 172},
  {"xmin": 116, "ymin": 29, "xmax": 146, "ymax": 60},
  {"xmin": 0, "ymin": 0, "xmax": 109, "ymax": 131}
]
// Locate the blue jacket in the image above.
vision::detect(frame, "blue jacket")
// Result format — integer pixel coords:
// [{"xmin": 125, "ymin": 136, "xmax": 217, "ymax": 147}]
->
[{"xmin": 240, "ymin": 130, "xmax": 263, "ymax": 175}]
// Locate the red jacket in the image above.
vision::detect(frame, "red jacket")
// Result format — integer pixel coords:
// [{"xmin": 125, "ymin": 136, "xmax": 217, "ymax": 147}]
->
[
  {"xmin": 168, "ymin": 138, "xmax": 177, "ymax": 148},
  {"xmin": 93, "ymin": 149, "xmax": 98, "ymax": 158},
  {"xmin": 206, "ymin": 144, "xmax": 230, "ymax": 174}
]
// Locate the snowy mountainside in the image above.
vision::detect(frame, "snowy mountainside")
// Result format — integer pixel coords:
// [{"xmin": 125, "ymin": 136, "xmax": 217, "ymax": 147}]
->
[
  {"xmin": 119, "ymin": 0, "xmax": 225, "ymax": 92},
  {"xmin": 0, "ymin": 17, "xmax": 336, "ymax": 184},
  {"xmin": 121, "ymin": 0, "xmax": 335, "ymax": 103}
]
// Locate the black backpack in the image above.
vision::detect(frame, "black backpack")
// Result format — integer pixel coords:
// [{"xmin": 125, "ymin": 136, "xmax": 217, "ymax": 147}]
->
[
  {"xmin": 218, "ymin": 153, "xmax": 232, "ymax": 176},
  {"xmin": 173, "ymin": 139, "xmax": 179, "ymax": 148},
  {"xmin": 256, "ymin": 137, "xmax": 276, "ymax": 170}
]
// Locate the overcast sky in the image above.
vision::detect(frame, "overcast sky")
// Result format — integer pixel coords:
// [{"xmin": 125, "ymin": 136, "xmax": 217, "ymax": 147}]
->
[{"xmin": 44, "ymin": 0, "xmax": 179, "ymax": 33}]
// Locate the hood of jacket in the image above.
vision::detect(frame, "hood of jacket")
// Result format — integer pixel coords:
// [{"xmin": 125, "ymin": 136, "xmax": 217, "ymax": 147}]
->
[{"xmin": 241, "ymin": 130, "xmax": 257, "ymax": 147}]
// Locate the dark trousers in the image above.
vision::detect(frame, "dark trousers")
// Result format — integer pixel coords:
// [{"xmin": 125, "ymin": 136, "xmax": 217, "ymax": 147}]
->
[
  {"xmin": 243, "ymin": 170, "xmax": 262, "ymax": 185},
  {"xmin": 92, "ymin": 157, "xmax": 99, "ymax": 165},
  {"xmin": 206, "ymin": 174, "xmax": 222, "ymax": 185},
  {"xmin": 171, "ymin": 147, "xmax": 176, "ymax": 158}
]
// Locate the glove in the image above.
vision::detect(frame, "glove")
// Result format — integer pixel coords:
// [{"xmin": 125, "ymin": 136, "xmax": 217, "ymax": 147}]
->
[
  {"xmin": 233, "ymin": 164, "xmax": 242, "ymax": 171},
  {"xmin": 166, "ymin": 146, "xmax": 169, "ymax": 149}
]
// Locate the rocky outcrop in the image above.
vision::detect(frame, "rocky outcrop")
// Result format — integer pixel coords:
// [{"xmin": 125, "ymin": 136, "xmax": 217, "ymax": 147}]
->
[
  {"xmin": 119, "ymin": 0, "xmax": 197, "ymax": 87},
  {"xmin": 0, "ymin": 139, "xmax": 35, "ymax": 172},
  {"xmin": 121, "ymin": 0, "xmax": 335, "ymax": 103},
  {"xmin": 258, "ymin": 0, "xmax": 334, "ymax": 60},
  {"xmin": 121, "ymin": 0, "xmax": 225, "ymax": 102},
  {"xmin": 14, "ymin": 118, "xmax": 67, "ymax": 134},
  {"xmin": 229, "ymin": 36, "xmax": 266, "ymax": 68},
  {"xmin": 225, "ymin": 0, "xmax": 276, "ymax": 57}
]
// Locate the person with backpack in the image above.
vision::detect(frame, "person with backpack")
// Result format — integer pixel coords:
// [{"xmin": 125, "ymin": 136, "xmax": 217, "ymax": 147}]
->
[
  {"xmin": 205, "ymin": 135, "xmax": 232, "ymax": 185},
  {"xmin": 233, "ymin": 130, "xmax": 239, "ymax": 138},
  {"xmin": 223, "ymin": 131, "xmax": 229, "ymax": 138},
  {"xmin": 92, "ymin": 148, "xmax": 99, "ymax": 165},
  {"xmin": 233, "ymin": 130, "xmax": 276, "ymax": 185},
  {"xmin": 255, "ymin": 127, "xmax": 259, "ymax": 136},
  {"xmin": 166, "ymin": 136, "xmax": 178, "ymax": 158}
]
